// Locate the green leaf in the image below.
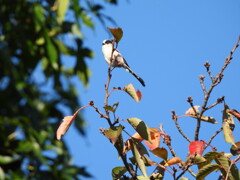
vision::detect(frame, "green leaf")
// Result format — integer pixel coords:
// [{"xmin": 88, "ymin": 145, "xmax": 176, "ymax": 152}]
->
[
  {"xmin": 112, "ymin": 166, "xmax": 127, "ymax": 180},
  {"xmin": 141, "ymin": 155, "xmax": 155, "ymax": 166},
  {"xmin": 150, "ymin": 147, "xmax": 168, "ymax": 160},
  {"xmin": 0, "ymin": 155, "xmax": 19, "ymax": 165},
  {"xmin": 127, "ymin": 118, "xmax": 151, "ymax": 143},
  {"xmin": 103, "ymin": 102, "xmax": 119, "ymax": 113},
  {"xmin": 215, "ymin": 153, "xmax": 236, "ymax": 180},
  {"xmin": 107, "ymin": 27, "xmax": 123, "ymax": 43},
  {"xmin": 57, "ymin": 0, "xmax": 70, "ymax": 24},
  {"xmin": 44, "ymin": 33, "xmax": 58, "ymax": 69},
  {"xmin": 53, "ymin": 39, "xmax": 75, "ymax": 55},
  {"xmin": 230, "ymin": 163, "xmax": 240, "ymax": 180},
  {"xmin": 72, "ymin": 23, "xmax": 83, "ymax": 38},
  {"xmin": 132, "ymin": 138, "xmax": 149, "ymax": 156},
  {"xmin": 230, "ymin": 141, "xmax": 240, "ymax": 155},
  {"xmin": 186, "ymin": 154, "xmax": 206, "ymax": 165},
  {"xmin": 76, "ymin": 66, "xmax": 91, "ymax": 87},
  {"xmin": 115, "ymin": 132, "xmax": 124, "ymax": 155},
  {"xmin": 129, "ymin": 139, "xmax": 148, "ymax": 177},
  {"xmin": 81, "ymin": 13, "xmax": 94, "ymax": 29},
  {"xmin": 198, "ymin": 152, "xmax": 222, "ymax": 169},
  {"xmin": 33, "ymin": 4, "xmax": 44, "ymax": 32},
  {"xmin": 0, "ymin": 167, "xmax": 4, "ymax": 180},
  {"xmin": 196, "ymin": 163, "xmax": 219, "ymax": 180},
  {"xmin": 104, "ymin": 126, "xmax": 123, "ymax": 145},
  {"xmin": 222, "ymin": 104, "xmax": 236, "ymax": 147}
]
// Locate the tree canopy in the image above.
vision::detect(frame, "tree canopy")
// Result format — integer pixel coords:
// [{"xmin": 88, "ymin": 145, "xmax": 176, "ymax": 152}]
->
[{"xmin": 0, "ymin": 0, "xmax": 117, "ymax": 179}]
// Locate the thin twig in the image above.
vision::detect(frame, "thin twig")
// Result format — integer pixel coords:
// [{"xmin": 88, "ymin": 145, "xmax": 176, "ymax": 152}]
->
[
  {"xmin": 172, "ymin": 110, "xmax": 191, "ymax": 143},
  {"xmin": 89, "ymin": 101, "xmax": 109, "ymax": 120},
  {"xmin": 176, "ymin": 164, "xmax": 191, "ymax": 180},
  {"xmin": 194, "ymin": 37, "xmax": 240, "ymax": 141},
  {"xmin": 205, "ymin": 96, "xmax": 225, "ymax": 111},
  {"xmin": 187, "ymin": 97, "xmax": 198, "ymax": 116},
  {"xmin": 160, "ymin": 124, "xmax": 196, "ymax": 178},
  {"xmin": 204, "ymin": 127, "xmax": 223, "ymax": 149},
  {"xmin": 204, "ymin": 61, "xmax": 214, "ymax": 82},
  {"xmin": 199, "ymin": 75, "xmax": 207, "ymax": 98}
]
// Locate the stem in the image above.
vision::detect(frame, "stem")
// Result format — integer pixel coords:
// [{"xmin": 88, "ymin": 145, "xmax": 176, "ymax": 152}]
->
[{"xmin": 104, "ymin": 39, "xmax": 117, "ymax": 127}]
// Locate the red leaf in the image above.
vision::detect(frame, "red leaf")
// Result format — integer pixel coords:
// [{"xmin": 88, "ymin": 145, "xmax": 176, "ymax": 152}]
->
[
  {"xmin": 189, "ymin": 141, "xmax": 205, "ymax": 155},
  {"xmin": 136, "ymin": 90, "xmax": 142, "ymax": 101}
]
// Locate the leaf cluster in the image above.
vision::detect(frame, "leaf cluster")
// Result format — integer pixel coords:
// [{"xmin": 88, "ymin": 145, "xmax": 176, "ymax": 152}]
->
[{"xmin": 0, "ymin": 0, "xmax": 120, "ymax": 179}]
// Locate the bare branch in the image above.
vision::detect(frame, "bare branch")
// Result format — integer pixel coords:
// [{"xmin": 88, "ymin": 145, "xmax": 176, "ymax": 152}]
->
[
  {"xmin": 194, "ymin": 36, "xmax": 240, "ymax": 141},
  {"xmin": 205, "ymin": 96, "xmax": 225, "ymax": 111},
  {"xmin": 205, "ymin": 127, "xmax": 223, "ymax": 150},
  {"xmin": 171, "ymin": 110, "xmax": 191, "ymax": 143}
]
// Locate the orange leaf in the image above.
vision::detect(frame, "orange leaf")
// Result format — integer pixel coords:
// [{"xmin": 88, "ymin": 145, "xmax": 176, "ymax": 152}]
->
[
  {"xmin": 164, "ymin": 157, "xmax": 182, "ymax": 166},
  {"xmin": 145, "ymin": 128, "xmax": 160, "ymax": 150}
]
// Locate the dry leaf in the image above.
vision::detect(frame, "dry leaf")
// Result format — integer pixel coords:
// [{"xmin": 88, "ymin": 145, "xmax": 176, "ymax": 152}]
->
[
  {"xmin": 185, "ymin": 106, "xmax": 200, "ymax": 116},
  {"xmin": 56, "ymin": 115, "xmax": 75, "ymax": 140},
  {"xmin": 107, "ymin": 27, "xmax": 123, "ymax": 43},
  {"xmin": 56, "ymin": 106, "xmax": 86, "ymax": 140}
]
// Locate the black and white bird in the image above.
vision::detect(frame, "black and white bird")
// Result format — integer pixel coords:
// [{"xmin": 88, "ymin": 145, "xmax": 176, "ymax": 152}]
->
[{"xmin": 102, "ymin": 39, "xmax": 145, "ymax": 87}]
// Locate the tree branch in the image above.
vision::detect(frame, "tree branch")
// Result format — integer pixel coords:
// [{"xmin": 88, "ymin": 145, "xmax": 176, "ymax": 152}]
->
[
  {"xmin": 171, "ymin": 110, "xmax": 191, "ymax": 143},
  {"xmin": 194, "ymin": 36, "xmax": 240, "ymax": 141}
]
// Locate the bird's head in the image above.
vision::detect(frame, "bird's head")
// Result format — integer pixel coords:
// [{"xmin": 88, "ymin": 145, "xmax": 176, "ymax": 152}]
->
[{"xmin": 102, "ymin": 39, "xmax": 113, "ymax": 45}]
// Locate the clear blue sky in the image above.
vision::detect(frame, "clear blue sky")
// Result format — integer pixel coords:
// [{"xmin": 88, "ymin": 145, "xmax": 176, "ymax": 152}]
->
[{"xmin": 63, "ymin": 0, "xmax": 240, "ymax": 179}]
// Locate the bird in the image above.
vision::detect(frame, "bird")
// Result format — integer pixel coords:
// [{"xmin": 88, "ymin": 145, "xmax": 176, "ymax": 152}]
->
[{"xmin": 102, "ymin": 39, "xmax": 145, "ymax": 87}]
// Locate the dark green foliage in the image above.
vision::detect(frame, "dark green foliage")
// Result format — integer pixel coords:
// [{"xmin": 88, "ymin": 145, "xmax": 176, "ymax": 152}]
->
[{"xmin": 0, "ymin": 0, "xmax": 117, "ymax": 179}]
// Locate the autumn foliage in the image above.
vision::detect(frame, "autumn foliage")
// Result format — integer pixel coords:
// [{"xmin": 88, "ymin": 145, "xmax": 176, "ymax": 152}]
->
[{"xmin": 56, "ymin": 29, "xmax": 240, "ymax": 179}]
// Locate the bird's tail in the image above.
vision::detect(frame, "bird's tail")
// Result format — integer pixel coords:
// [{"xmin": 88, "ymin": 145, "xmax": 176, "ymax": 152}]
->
[{"xmin": 125, "ymin": 66, "xmax": 145, "ymax": 87}]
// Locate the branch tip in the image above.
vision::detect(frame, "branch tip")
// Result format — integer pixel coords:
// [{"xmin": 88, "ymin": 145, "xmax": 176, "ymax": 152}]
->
[{"xmin": 204, "ymin": 61, "xmax": 210, "ymax": 69}]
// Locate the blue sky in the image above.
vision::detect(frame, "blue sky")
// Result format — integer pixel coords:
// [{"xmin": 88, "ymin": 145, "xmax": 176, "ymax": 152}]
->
[{"xmin": 63, "ymin": 0, "xmax": 240, "ymax": 179}]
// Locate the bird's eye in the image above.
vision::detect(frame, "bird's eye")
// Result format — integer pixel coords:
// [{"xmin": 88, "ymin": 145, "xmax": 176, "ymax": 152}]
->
[{"xmin": 106, "ymin": 40, "xmax": 112, "ymax": 44}]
